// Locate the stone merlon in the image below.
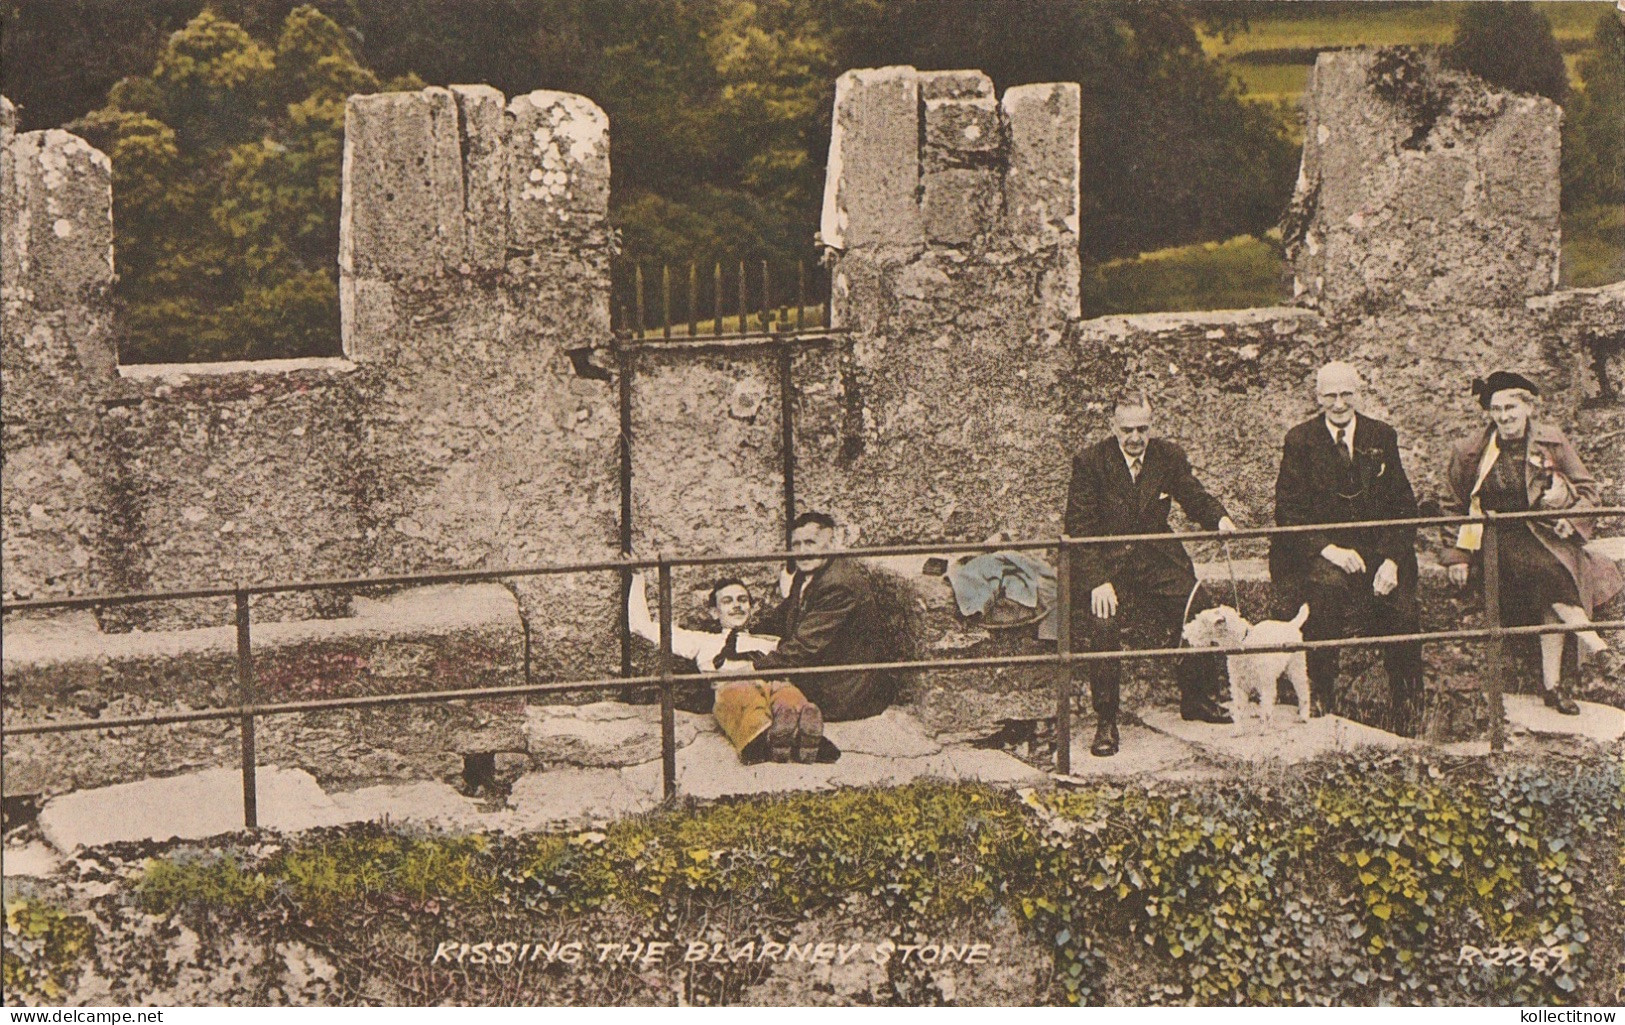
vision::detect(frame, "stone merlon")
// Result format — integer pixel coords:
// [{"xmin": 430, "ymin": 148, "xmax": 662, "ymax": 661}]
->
[
  {"xmin": 340, "ymin": 86, "xmax": 610, "ymax": 276},
  {"xmin": 339, "ymin": 84, "xmax": 612, "ymax": 358},
  {"xmin": 819, "ymin": 66, "xmax": 1080, "ymax": 253},
  {"xmin": 3, "ymin": 122, "xmax": 115, "ymax": 310},
  {"xmin": 1288, "ymin": 48, "xmax": 1561, "ymax": 315}
]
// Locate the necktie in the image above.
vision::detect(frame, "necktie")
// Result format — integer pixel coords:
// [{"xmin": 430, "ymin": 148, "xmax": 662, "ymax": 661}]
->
[
  {"xmin": 713, "ymin": 628, "xmax": 740, "ymax": 670},
  {"xmin": 1129, "ymin": 457, "xmax": 1142, "ymax": 483},
  {"xmin": 1334, "ymin": 425, "xmax": 1351, "ymax": 465},
  {"xmin": 785, "ymin": 572, "xmax": 808, "ymax": 636}
]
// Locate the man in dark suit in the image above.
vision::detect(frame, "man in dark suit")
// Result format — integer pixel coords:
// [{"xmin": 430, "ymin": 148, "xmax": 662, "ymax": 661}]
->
[
  {"xmin": 754, "ymin": 511, "xmax": 896, "ymax": 723},
  {"xmin": 1065, "ymin": 390, "xmax": 1238, "ymax": 757},
  {"xmin": 1270, "ymin": 361, "xmax": 1423, "ymax": 733}
]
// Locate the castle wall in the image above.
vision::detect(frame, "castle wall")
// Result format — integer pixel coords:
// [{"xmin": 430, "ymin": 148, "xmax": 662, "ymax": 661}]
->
[
  {"xmin": 2, "ymin": 50, "xmax": 1621, "ymax": 796},
  {"xmin": 1287, "ymin": 48, "xmax": 1562, "ymax": 317},
  {"xmin": 1, "ymin": 97, "xmax": 118, "ymax": 603}
]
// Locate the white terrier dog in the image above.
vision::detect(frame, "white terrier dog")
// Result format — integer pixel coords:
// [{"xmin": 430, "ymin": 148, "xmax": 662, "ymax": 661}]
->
[{"xmin": 1182, "ymin": 604, "xmax": 1312, "ymax": 722}]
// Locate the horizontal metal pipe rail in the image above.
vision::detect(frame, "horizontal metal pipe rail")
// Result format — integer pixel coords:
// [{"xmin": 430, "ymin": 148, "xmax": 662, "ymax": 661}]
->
[
  {"xmin": 6, "ymin": 507, "xmax": 1619, "ymax": 613},
  {"xmin": 3, "ymin": 508, "xmax": 1621, "ymax": 820},
  {"xmin": 6, "ymin": 618, "xmax": 1619, "ymax": 739}
]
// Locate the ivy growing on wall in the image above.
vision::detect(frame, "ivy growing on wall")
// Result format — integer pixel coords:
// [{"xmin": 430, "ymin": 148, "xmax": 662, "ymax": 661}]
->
[{"xmin": 8, "ymin": 752, "xmax": 1623, "ymax": 1005}]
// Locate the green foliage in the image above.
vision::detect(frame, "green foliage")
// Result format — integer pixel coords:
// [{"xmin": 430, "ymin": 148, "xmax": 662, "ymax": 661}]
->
[
  {"xmin": 1564, "ymin": 17, "xmax": 1625, "ymax": 215},
  {"xmin": 2, "ymin": 899, "xmax": 95, "ymax": 1002},
  {"xmin": 137, "ymin": 834, "xmax": 496, "ymax": 918},
  {"xmin": 120, "ymin": 755, "xmax": 1625, "ymax": 1005},
  {"xmin": 1023, "ymin": 755, "xmax": 1625, "ymax": 1004},
  {"xmin": 1561, "ymin": 204, "xmax": 1625, "ymax": 288},
  {"xmin": 1445, "ymin": 2, "xmax": 1568, "ymax": 104},
  {"xmin": 138, "ymin": 853, "xmax": 274, "ymax": 914},
  {"xmin": 71, "ymin": 5, "xmax": 373, "ymax": 362}
]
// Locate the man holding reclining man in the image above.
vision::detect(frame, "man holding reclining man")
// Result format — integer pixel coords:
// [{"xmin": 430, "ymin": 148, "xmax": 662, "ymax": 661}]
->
[{"xmin": 627, "ymin": 511, "xmax": 889, "ymax": 763}]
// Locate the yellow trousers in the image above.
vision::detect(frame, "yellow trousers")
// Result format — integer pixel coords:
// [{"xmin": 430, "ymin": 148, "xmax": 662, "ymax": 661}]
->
[{"xmin": 712, "ymin": 679, "xmax": 811, "ymax": 754}]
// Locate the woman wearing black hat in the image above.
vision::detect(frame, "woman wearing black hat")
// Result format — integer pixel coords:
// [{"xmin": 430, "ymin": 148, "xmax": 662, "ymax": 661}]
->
[{"xmin": 1440, "ymin": 371, "xmax": 1622, "ymax": 713}]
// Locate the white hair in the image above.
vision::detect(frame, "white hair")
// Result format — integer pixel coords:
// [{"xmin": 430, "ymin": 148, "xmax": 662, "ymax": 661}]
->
[{"xmin": 1316, "ymin": 360, "xmax": 1362, "ymax": 391}]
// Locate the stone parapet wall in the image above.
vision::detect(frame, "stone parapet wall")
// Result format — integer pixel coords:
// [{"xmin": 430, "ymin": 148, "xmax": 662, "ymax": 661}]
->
[
  {"xmin": 2, "ymin": 50, "xmax": 1621, "ymax": 801},
  {"xmin": 3, "ymin": 88, "xmax": 622, "ymax": 685},
  {"xmin": 3, "ymin": 584, "xmax": 527, "ymax": 796}
]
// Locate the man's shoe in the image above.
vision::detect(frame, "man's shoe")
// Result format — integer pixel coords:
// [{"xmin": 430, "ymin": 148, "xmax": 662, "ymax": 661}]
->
[
  {"xmin": 1543, "ymin": 688, "xmax": 1581, "ymax": 716},
  {"xmin": 792, "ymin": 704, "xmax": 825, "ymax": 763},
  {"xmin": 1182, "ymin": 701, "xmax": 1233, "ymax": 725},
  {"xmin": 1090, "ymin": 721, "xmax": 1119, "ymax": 757},
  {"xmin": 766, "ymin": 702, "xmax": 798, "ymax": 761}
]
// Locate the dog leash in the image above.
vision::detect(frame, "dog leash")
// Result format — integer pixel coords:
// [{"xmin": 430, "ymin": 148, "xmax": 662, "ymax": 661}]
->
[
  {"xmin": 1222, "ymin": 538, "xmax": 1242, "ymax": 611},
  {"xmin": 1181, "ymin": 537, "xmax": 1245, "ymax": 632}
]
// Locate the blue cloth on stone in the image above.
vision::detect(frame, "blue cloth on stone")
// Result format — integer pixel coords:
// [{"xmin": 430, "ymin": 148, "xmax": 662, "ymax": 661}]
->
[{"xmin": 947, "ymin": 551, "xmax": 1059, "ymax": 640}]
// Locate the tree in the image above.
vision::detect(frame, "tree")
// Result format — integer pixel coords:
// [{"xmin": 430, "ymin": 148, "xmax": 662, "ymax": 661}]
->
[
  {"xmin": 826, "ymin": 0, "xmax": 1299, "ymax": 261},
  {"xmin": 72, "ymin": 6, "xmax": 380, "ymax": 362},
  {"xmin": 1563, "ymin": 15, "xmax": 1625, "ymax": 212},
  {"xmin": 0, "ymin": 0, "xmax": 199, "ymax": 131},
  {"xmin": 1445, "ymin": 2, "xmax": 1567, "ymax": 105},
  {"xmin": 34, "ymin": 0, "xmax": 1304, "ymax": 356}
]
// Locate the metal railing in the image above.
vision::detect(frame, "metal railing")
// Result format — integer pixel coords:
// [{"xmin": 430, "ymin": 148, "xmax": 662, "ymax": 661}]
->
[
  {"xmin": 607, "ymin": 257, "xmax": 850, "ymax": 690},
  {"xmin": 4, "ymin": 507, "xmax": 1622, "ymax": 828},
  {"xmin": 613, "ymin": 259, "xmax": 833, "ymax": 340}
]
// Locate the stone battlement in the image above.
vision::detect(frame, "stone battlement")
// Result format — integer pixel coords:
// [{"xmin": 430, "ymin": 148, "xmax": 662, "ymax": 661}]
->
[{"xmin": 2, "ymin": 55, "xmax": 1621, "ymax": 793}]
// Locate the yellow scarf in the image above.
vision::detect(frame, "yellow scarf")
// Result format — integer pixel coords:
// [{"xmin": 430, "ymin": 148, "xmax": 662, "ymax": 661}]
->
[{"xmin": 1455, "ymin": 433, "xmax": 1501, "ymax": 552}]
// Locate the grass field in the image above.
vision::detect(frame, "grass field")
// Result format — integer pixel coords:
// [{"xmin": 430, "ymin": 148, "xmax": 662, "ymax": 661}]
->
[
  {"xmin": 1083, "ymin": 234, "xmax": 1289, "ymax": 317},
  {"xmin": 1201, "ymin": 2, "xmax": 1610, "ymax": 58},
  {"xmin": 1205, "ymin": 0, "xmax": 1614, "ymax": 110},
  {"xmin": 1562, "ymin": 204, "xmax": 1625, "ymax": 288},
  {"xmin": 1085, "ymin": 203, "xmax": 1625, "ymax": 316}
]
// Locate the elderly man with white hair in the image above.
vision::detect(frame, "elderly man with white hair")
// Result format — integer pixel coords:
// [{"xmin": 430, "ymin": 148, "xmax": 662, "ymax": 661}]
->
[{"xmin": 1269, "ymin": 361, "xmax": 1425, "ymax": 734}]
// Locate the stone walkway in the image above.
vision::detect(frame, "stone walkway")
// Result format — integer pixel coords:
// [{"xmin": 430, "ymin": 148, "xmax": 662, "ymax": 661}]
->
[{"xmin": 4, "ymin": 698, "xmax": 1620, "ymax": 879}]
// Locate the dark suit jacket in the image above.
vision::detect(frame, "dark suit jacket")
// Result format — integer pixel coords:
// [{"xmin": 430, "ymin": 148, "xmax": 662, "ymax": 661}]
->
[
  {"xmin": 755, "ymin": 557, "xmax": 895, "ymax": 721},
  {"xmin": 1065, "ymin": 436, "xmax": 1229, "ymax": 600},
  {"xmin": 1270, "ymin": 414, "xmax": 1419, "ymax": 593}
]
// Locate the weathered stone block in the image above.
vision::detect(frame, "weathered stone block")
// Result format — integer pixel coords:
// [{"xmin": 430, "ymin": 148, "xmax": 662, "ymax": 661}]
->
[
  {"xmin": 1288, "ymin": 49, "xmax": 1561, "ymax": 315},
  {"xmin": 922, "ymin": 166, "xmax": 1001, "ymax": 245},
  {"xmin": 505, "ymin": 90, "xmax": 610, "ymax": 248},
  {"xmin": 1, "ymin": 95, "xmax": 18, "ymax": 295},
  {"xmin": 339, "ymin": 88, "xmax": 465, "ymax": 279},
  {"xmin": 6, "ymin": 129, "xmax": 114, "ymax": 310},
  {"xmin": 631, "ymin": 351, "xmax": 785, "ymax": 562},
  {"xmin": 921, "ymin": 71, "xmax": 999, "ymax": 163},
  {"xmin": 0, "ymin": 441, "xmax": 101, "ymax": 598},
  {"xmin": 450, "ymin": 84, "xmax": 508, "ymax": 270},
  {"xmin": 821, "ymin": 66, "xmax": 922, "ymax": 250},
  {"xmin": 524, "ymin": 701, "xmax": 703, "ymax": 768},
  {"xmin": 918, "ymin": 69, "xmax": 993, "ymax": 103},
  {"xmin": 1526, "ymin": 282, "xmax": 1625, "ymax": 405},
  {"xmin": 1003, "ymin": 82, "xmax": 1081, "ymax": 247},
  {"xmin": 337, "ymin": 274, "xmax": 398, "ymax": 360}
]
